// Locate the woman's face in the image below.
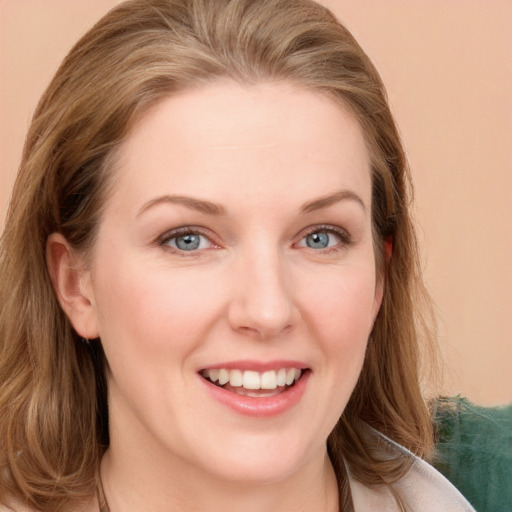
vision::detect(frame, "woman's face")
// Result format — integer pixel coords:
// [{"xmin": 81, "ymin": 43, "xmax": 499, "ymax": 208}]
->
[{"xmin": 83, "ymin": 81, "xmax": 382, "ymax": 484}]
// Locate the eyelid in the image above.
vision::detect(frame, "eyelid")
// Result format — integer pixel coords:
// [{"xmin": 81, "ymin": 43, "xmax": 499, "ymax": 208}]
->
[
  {"xmin": 157, "ymin": 226, "xmax": 219, "ymax": 253},
  {"xmin": 156, "ymin": 224, "xmax": 351, "ymax": 254}
]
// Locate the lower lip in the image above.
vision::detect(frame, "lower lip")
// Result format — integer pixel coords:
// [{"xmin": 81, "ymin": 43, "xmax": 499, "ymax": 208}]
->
[{"xmin": 200, "ymin": 371, "xmax": 310, "ymax": 418}]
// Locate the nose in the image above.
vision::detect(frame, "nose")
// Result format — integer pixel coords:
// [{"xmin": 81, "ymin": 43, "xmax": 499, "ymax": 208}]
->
[{"xmin": 227, "ymin": 247, "xmax": 296, "ymax": 340}]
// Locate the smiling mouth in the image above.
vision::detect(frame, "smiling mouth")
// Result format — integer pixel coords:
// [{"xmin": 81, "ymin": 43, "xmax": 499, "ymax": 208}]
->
[{"xmin": 200, "ymin": 368, "xmax": 305, "ymax": 398}]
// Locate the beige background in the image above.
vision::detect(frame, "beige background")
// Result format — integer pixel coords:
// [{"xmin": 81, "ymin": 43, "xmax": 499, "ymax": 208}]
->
[{"xmin": 1, "ymin": 1, "xmax": 511, "ymax": 405}]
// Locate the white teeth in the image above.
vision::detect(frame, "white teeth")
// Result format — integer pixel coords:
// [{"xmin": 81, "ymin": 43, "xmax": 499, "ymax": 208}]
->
[
  {"xmin": 242, "ymin": 371, "xmax": 261, "ymax": 390},
  {"xmin": 208, "ymin": 369, "xmax": 219, "ymax": 383},
  {"xmin": 229, "ymin": 369, "xmax": 243, "ymax": 387},
  {"xmin": 261, "ymin": 370, "xmax": 277, "ymax": 390},
  {"xmin": 218, "ymin": 369, "xmax": 229, "ymax": 386},
  {"xmin": 285, "ymin": 368, "xmax": 296, "ymax": 385},
  {"xmin": 204, "ymin": 367, "xmax": 303, "ymax": 390}
]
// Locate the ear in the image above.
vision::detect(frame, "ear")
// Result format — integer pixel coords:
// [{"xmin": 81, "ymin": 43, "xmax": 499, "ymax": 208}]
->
[
  {"xmin": 46, "ymin": 233, "xmax": 100, "ymax": 339},
  {"xmin": 385, "ymin": 236, "xmax": 393, "ymax": 261}
]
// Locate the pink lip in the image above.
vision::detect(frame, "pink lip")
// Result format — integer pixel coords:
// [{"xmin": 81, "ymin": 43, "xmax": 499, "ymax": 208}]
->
[
  {"xmin": 199, "ymin": 368, "xmax": 310, "ymax": 418},
  {"xmin": 200, "ymin": 360, "xmax": 308, "ymax": 372}
]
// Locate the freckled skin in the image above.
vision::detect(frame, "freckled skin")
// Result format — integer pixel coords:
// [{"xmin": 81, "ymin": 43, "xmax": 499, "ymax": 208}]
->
[{"xmin": 81, "ymin": 81, "xmax": 382, "ymax": 510}]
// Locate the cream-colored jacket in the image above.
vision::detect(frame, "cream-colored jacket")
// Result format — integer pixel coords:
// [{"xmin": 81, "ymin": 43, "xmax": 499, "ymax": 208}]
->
[
  {"xmin": 1, "ymin": 432, "xmax": 476, "ymax": 512},
  {"xmin": 350, "ymin": 431, "xmax": 476, "ymax": 512}
]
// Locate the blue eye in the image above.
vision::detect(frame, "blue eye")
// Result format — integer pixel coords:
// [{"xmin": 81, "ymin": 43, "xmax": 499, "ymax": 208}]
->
[
  {"xmin": 298, "ymin": 228, "xmax": 347, "ymax": 250},
  {"xmin": 305, "ymin": 232, "xmax": 330, "ymax": 249},
  {"xmin": 162, "ymin": 231, "xmax": 212, "ymax": 252}
]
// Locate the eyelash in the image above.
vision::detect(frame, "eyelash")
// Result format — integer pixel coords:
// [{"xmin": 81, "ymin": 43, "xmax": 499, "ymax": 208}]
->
[
  {"xmin": 159, "ymin": 227, "xmax": 217, "ymax": 256},
  {"xmin": 158, "ymin": 224, "xmax": 352, "ymax": 256},
  {"xmin": 297, "ymin": 224, "xmax": 352, "ymax": 253}
]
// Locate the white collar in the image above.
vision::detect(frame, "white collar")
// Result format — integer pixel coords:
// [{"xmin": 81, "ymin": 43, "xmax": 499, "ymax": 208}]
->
[{"xmin": 347, "ymin": 429, "xmax": 476, "ymax": 512}]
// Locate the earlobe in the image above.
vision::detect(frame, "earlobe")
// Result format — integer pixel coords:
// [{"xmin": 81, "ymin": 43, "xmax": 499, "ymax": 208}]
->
[{"xmin": 46, "ymin": 233, "xmax": 100, "ymax": 339}]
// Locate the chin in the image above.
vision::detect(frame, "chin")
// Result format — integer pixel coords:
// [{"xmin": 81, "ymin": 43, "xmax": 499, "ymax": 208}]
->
[
  {"xmin": 204, "ymin": 456, "xmax": 306, "ymax": 487},
  {"xmin": 188, "ymin": 429, "xmax": 323, "ymax": 486}
]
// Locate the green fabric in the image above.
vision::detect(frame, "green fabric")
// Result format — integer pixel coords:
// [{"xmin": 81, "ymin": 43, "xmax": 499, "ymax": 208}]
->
[{"xmin": 433, "ymin": 397, "xmax": 512, "ymax": 512}]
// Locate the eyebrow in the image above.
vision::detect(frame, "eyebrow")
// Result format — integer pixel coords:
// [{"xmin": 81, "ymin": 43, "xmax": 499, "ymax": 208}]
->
[
  {"xmin": 300, "ymin": 189, "xmax": 366, "ymax": 213},
  {"xmin": 137, "ymin": 195, "xmax": 226, "ymax": 217},
  {"xmin": 137, "ymin": 188, "xmax": 366, "ymax": 218}
]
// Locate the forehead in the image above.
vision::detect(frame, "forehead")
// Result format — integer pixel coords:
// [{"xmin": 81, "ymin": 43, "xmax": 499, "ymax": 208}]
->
[{"xmin": 109, "ymin": 80, "xmax": 371, "ymax": 215}]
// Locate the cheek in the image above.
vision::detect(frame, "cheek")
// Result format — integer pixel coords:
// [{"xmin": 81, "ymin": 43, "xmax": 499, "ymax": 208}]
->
[
  {"xmin": 299, "ymin": 263, "xmax": 378, "ymax": 391},
  {"xmin": 91, "ymin": 256, "xmax": 228, "ymax": 358},
  {"xmin": 300, "ymin": 263, "xmax": 378, "ymax": 342},
  {"xmin": 292, "ymin": 264, "xmax": 377, "ymax": 438}
]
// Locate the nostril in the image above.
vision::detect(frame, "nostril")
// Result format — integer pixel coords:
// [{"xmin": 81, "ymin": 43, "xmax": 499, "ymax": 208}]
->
[
  {"xmin": 227, "ymin": 299, "xmax": 295, "ymax": 339},
  {"xmin": 236, "ymin": 323, "xmax": 294, "ymax": 340}
]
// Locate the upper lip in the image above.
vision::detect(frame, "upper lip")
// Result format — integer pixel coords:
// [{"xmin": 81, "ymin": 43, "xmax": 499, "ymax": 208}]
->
[{"xmin": 198, "ymin": 360, "xmax": 309, "ymax": 372}]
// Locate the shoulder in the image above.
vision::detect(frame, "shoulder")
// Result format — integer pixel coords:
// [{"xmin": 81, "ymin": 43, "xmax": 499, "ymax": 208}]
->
[
  {"xmin": 349, "ymin": 429, "xmax": 476, "ymax": 512},
  {"xmin": 381, "ymin": 431, "xmax": 476, "ymax": 512},
  {"xmin": 392, "ymin": 448, "xmax": 476, "ymax": 512}
]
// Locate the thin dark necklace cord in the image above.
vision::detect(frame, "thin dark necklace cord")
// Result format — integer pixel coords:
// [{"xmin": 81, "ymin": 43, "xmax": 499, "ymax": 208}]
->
[
  {"xmin": 95, "ymin": 469, "xmax": 344, "ymax": 512},
  {"xmin": 96, "ymin": 472, "xmax": 110, "ymax": 512}
]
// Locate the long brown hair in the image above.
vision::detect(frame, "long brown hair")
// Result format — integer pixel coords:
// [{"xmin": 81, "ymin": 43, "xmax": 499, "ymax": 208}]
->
[{"xmin": 0, "ymin": 1, "xmax": 436, "ymax": 510}]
